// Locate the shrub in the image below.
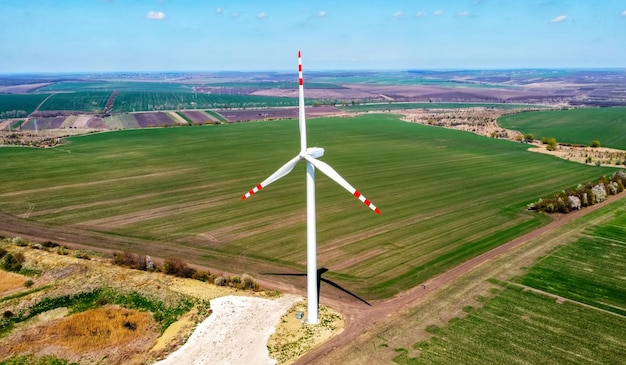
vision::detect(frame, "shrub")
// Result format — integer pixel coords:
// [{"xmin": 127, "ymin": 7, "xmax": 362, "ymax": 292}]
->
[
  {"xmin": 0, "ymin": 247, "xmax": 7, "ymax": 259},
  {"xmin": 57, "ymin": 246, "xmax": 68, "ymax": 255},
  {"xmin": 11, "ymin": 236, "xmax": 27, "ymax": 247},
  {"xmin": 591, "ymin": 140, "xmax": 601, "ymax": 148},
  {"xmin": 24, "ymin": 279, "xmax": 34, "ymax": 288},
  {"xmin": 162, "ymin": 258, "xmax": 195, "ymax": 278},
  {"xmin": 523, "ymin": 133, "xmax": 535, "ymax": 142},
  {"xmin": 112, "ymin": 251, "xmax": 146, "ymax": 270},
  {"xmin": 1, "ymin": 252, "xmax": 25, "ymax": 272},
  {"xmin": 242, "ymin": 273, "xmax": 257, "ymax": 290},
  {"xmin": 192, "ymin": 270, "xmax": 212, "ymax": 282},
  {"xmin": 214, "ymin": 276, "xmax": 227, "ymax": 286}
]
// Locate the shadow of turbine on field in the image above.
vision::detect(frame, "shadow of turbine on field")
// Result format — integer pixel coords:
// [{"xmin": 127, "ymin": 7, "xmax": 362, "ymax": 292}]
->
[{"xmin": 261, "ymin": 267, "xmax": 371, "ymax": 307}]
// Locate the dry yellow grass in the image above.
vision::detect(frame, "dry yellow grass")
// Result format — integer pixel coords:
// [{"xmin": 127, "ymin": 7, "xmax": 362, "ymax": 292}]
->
[
  {"xmin": 2, "ymin": 306, "xmax": 159, "ymax": 364},
  {"xmin": 0, "ymin": 270, "xmax": 29, "ymax": 294}
]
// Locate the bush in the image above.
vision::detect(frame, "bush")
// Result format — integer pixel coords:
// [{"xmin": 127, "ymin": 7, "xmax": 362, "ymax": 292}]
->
[
  {"xmin": 112, "ymin": 251, "xmax": 146, "ymax": 270},
  {"xmin": 591, "ymin": 140, "xmax": 601, "ymax": 148},
  {"xmin": 162, "ymin": 258, "xmax": 195, "ymax": 278},
  {"xmin": 214, "ymin": 276, "xmax": 227, "ymax": 286},
  {"xmin": 11, "ymin": 237, "xmax": 27, "ymax": 247},
  {"xmin": 0, "ymin": 247, "xmax": 7, "ymax": 259},
  {"xmin": 541, "ymin": 137, "xmax": 557, "ymax": 151},
  {"xmin": 242, "ymin": 273, "xmax": 257, "ymax": 290},
  {"xmin": 24, "ymin": 279, "xmax": 34, "ymax": 288},
  {"xmin": 1, "ymin": 252, "xmax": 25, "ymax": 272}
]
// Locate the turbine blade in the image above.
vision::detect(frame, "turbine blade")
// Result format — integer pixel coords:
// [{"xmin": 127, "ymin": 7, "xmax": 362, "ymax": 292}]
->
[
  {"xmin": 241, "ymin": 155, "xmax": 301, "ymax": 199},
  {"xmin": 303, "ymin": 155, "xmax": 381, "ymax": 214},
  {"xmin": 298, "ymin": 50, "xmax": 307, "ymax": 153}
]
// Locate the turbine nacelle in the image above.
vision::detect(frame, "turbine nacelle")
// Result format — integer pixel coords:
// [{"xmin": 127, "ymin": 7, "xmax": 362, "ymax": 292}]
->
[{"xmin": 304, "ymin": 147, "xmax": 324, "ymax": 159}]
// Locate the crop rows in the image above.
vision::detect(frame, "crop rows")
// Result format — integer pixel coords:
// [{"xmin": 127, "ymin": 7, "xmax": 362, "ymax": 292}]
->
[
  {"xmin": 0, "ymin": 114, "xmax": 617, "ymax": 299},
  {"xmin": 394, "ymin": 199, "xmax": 626, "ymax": 364},
  {"xmin": 0, "ymin": 94, "xmax": 51, "ymax": 116},
  {"xmin": 111, "ymin": 92, "xmax": 299, "ymax": 113},
  {"xmin": 339, "ymin": 102, "xmax": 548, "ymax": 112},
  {"xmin": 394, "ymin": 285, "xmax": 626, "ymax": 364},
  {"xmin": 38, "ymin": 92, "xmax": 110, "ymax": 113},
  {"xmin": 516, "ymin": 213, "xmax": 626, "ymax": 315}
]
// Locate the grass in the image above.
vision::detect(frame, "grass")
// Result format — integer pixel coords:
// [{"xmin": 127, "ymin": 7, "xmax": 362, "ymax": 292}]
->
[
  {"xmin": 204, "ymin": 110, "xmax": 227, "ymax": 122},
  {"xmin": 0, "ymin": 271, "xmax": 29, "ymax": 293},
  {"xmin": 0, "ymin": 355, "xmax": 78, "ymax": 365},
  {"xmin": 1, "ymin": 287, "xmax": 197, "ymax": 336},
  {"xmin": 8, "ymin": 306, "xmax": 156, "ymax": 353},
  {"xmin": 498, "ymin": 107, "xmax": 626, "ymax": 149},
  {"xmin": 0, "ymin": 114, "xmax": 619, "ymax": 299},
  {"xmin": 393, "ymin": 285, "xmax": 626, "ymax": 364}
]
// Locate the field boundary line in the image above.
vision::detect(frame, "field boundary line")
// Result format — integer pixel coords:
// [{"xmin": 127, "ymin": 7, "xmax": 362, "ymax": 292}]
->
[{"xmin": 504, "ymin": 281, "xmax": 626, "ymax": 318}]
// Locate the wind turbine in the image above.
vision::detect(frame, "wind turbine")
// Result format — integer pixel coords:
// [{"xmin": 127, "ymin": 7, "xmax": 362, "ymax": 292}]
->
[{"xmin": 241, "ymin": 51, "xmax": 380, "ymax": 324}]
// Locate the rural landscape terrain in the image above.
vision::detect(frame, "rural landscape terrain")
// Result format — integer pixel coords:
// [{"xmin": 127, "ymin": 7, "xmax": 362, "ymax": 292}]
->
[{"xmin": 1, "ymin": 68, "xmax": 626, "ymax": 364}]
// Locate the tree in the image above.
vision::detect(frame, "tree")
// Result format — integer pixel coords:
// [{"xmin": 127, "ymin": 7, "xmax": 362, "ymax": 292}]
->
[
  {"xmin": 591, "ymin": 140, "xmax": 601, "ymax": 148},
  {"xmin": 523, "ymin": 133, "xmax": 535, "ymax": 142},
  {"xmin": 542, "ymin": 137, "xmax": 557, "ymax": 151}
]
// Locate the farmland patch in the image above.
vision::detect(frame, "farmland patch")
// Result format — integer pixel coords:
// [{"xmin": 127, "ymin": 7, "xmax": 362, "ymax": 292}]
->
[
  {"xmin": 498, "ymin": 107, "xmax": 626, "ymax": 149},
  {"xmin": 515, "ymin": 212, "xmax": 626, "ymax": 315},
  {"xmin": 0, "ymin": 114, "xmax": 620, "ymax": 299},
  {"xmin": 38, "ymin": 92, "xmax": 109, "ymax": 113},
  {"xmin": 393, "ymin": 286, "xmax": 626, "ymax": 364}
]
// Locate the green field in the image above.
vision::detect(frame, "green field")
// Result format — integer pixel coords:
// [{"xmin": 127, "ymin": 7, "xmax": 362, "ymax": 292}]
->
[
  {"xmin": 339, "ymin": 102, "xmax": 549, "ymax": 112},
  {"xmin": 498, "ymin": 107, "xmax": 626, "ymax": 149},
  {"xmin": 516, "ymin": 213, "xmax": 626, "ymax": 316},
  {"xmin": 0, "ymin": 114, "xmax": 619, "ymax": 299},
  {"xmin": 38, "ymin": 92, "xmax": 110, "ymax": 113},
  {"xmin": 394, "ymin": 285, "xmax": 626, "ymax": 364},
  {"xmin": 0, "ymin": 94, "xmax": 51, "ymax": 116},
  {"xmin": 392, "ymin": 198, "xmax": 626, "ymax": 364},
  {"xmin": 111, "ymin": 92, "xmax": 299, "ymax": 112},
  {"xmin": 38, "ymin": 81, "xmax": 195, "ymax": 93}
]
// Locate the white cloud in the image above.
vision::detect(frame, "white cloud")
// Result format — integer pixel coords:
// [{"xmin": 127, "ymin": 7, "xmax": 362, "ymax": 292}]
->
[
  {"xmin": 416, "ymin": 11, "xmax": 426, "ymax": 17},
  {"xmin": 216, "ymin": 7, "xmax": 222, "ymax": 14},
  {"xmin": 433, "ymin": 10, "xmax": 443, "ymax": 16},
  {"xmin": 146, "ymin": 11, "xmax": 166, "ymax": 20},
  {"xmin": 458, "ymin": 11, "xmax": 470, "ymax": 17},
  {"xmin": 392, "ymin": 11, "xmax": 403, "ymax": 19},
  {"xmin": 319, "ymin": 10, "xmax": 327, "ymax": 17},
  {"xmin": 622, "ymin": 10, "xmax": 626, "ymax": 16},
  {"xmin": 257, "ymin": 12, "xmax": 267, "ymax": 20},
  {"xmin": 550, "ymin": 15, "xmax": 567, "ymax": 23}
]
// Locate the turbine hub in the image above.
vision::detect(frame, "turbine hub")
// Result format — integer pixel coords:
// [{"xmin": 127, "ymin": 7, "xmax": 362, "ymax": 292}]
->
[{"xmin": 306, "ymin": 147, "xmax": 325, "ymax": 159}]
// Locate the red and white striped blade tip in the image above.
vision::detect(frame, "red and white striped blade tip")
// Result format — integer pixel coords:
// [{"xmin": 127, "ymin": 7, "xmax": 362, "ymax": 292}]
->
[
  {"xmin": 241, "ymin": 184, "xmax": 263, "ymax": 200},
  {"xmin": 353, "ymin": 191, "xmax": 381, "ymax": 214}
]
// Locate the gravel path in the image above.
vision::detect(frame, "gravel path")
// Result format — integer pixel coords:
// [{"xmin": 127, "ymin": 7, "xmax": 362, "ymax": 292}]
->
[{"xmin": 155, "ymin": 294, "xmax": 301, "ymax": 365}]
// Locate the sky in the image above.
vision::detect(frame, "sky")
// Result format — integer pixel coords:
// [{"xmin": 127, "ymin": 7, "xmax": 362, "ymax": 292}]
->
[{"xmin": 0, "ymin": 0, "xmax": 625, "ymax": 73}]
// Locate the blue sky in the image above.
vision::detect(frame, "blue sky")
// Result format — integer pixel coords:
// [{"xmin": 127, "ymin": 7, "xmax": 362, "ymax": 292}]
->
[{"xmin": 0, "ymin": 0, "xmax": 625, "ymax": 73}]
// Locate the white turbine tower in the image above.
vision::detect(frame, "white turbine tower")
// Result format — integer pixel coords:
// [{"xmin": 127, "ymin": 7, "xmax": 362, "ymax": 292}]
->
[{"xmin": 241, "ymin": 51, "xmax": 380, "ymax": 324}]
